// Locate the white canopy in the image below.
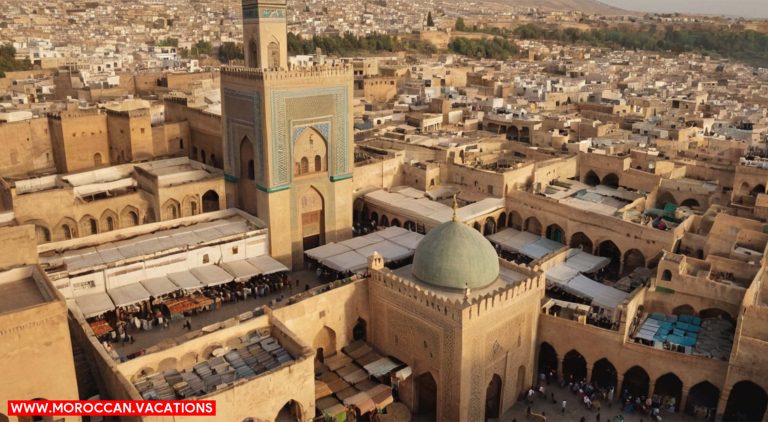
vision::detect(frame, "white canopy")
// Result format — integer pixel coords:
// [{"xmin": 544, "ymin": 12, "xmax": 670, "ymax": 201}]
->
[
  {"xmin": 356, "ymin": 240, "xmax": 412, "ymax": 262},
  {"xmin": 168, "ymin": 270, "xmax": 205, "ymax": 291},
  {"xmin": 389, "ymin": 231, "xmax": 425, "ymax": 251},
  {"xmin": 487, "ymin": 228, "xmax": 540, "ymax": 253},
  {"xmin": 246, "ymin": 255, "xmax": 289, "ymax": 275},
  {"xmin": 545, "ymin": 264, "xmax": 579, "ymax": 285},
  {"xmin": 75, "ymin": 292, "xmax": 115, "ymax": 318},
  {"xmin": 140, "ymin": 276, "xmax": 179, "ymax": 297},
  {"xmin": 565, "ymin": 249, "xmax": 610, "ymax": 273},
  {"xmin": 108, "ymin": 283, "xmax": 152, "ymax": 307},
  {"xmin": 305, "ymin": 243, "xmax": 351, "ymax": 261},
  {"xmin": 220, "ymin": 259, "xmax": 262, "ymax": 282},
  {"xmin": 520, "ymin": 238, "xmax": 564, "ymax": 259},
  {"xmin": 338, "ymin": 234, "xmax": 382, "ymax": 250},
  {"xmin": 190, "ymin": 265, "xmax": 233, "ymax": 287},
  {"xmin": 374, "ymin": 226, "xmax": 410, "ymax": 240},
  {"xmin": 564, "ymin": 274, "xmax": 629, "ymax": 310},
  {"xmin": 322, "ymin": 250, "xmax": 368, "ymax": 273}
]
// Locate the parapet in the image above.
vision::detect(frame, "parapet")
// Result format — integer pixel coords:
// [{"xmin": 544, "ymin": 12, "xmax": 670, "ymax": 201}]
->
[{"xmin": 221, "ymin": 64, "xmax": 353, "ymax": 82}]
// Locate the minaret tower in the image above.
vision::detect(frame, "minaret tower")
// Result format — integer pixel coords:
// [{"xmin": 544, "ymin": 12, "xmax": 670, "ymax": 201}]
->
[{"xmin": 242, "ymin": 0, "xmax": 288, "ymax": 69}]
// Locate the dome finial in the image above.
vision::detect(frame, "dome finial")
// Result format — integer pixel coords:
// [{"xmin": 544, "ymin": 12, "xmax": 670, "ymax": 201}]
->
[{"xmin": 452, "ymin": 195, "xmax": 459, "ymax": 222}]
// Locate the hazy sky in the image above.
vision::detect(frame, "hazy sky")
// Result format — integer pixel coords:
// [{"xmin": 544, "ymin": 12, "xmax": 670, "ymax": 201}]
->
[{"xmin": 598, "ymin": 0, "xmax": 768, "ymax": 19}]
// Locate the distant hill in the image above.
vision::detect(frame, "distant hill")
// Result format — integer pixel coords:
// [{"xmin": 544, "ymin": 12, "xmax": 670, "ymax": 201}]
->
[{"xmin": 483, "ymin": 0, "xmax": 628, "ymax": 15}]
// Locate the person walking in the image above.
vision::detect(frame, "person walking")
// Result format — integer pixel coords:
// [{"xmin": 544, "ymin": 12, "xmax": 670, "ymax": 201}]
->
[{"xmin": 562, "ymin": 400, "xmax": 567, "ymax": 414}]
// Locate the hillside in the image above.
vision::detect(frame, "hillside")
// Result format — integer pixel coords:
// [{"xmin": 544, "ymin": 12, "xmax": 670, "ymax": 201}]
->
[{"xmin": 483, "ymin": 0, "xmax": 628, "ymax": 15}]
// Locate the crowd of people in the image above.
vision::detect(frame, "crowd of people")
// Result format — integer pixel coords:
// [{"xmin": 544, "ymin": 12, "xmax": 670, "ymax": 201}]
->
[
  {"xmin": 521, "ymin": 369, "xmax": 680, "ymax": 422},
  {"xmin": 94, "ymin": 272, "xmax": 300, "ymax": 357}
]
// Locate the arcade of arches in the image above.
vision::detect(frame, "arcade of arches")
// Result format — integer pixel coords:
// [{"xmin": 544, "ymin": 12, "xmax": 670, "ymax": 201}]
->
[{"xmin": 536, "ymin": 343, "xmax": 768, "ymax": 420}]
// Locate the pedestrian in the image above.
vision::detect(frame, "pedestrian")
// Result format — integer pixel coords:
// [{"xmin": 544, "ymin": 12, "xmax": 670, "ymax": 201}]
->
[
  {"xmin": 528, "ymin": 388, "xmax": 535, "ymax": 404},
  {"xmin": 551, "ymin": 392, "xmax": 556, "ymax": 404},
  {"xmin": 305, "ymin": 283, "xmax": 310, "ymax": 291},
  {"xmin": 596, "ymin": 412, "xmax": 600, "ymax": 421},
  {"xmin": 183, "ymin": 312, "xmax": 192, "ymax": 331},
  {"xmin": 562, "ymin": 400, "xmax": 567, "ymax": 414},
  {"xmin": 526, "ymin": 406, "xmax": 531, "ymax": 417}
]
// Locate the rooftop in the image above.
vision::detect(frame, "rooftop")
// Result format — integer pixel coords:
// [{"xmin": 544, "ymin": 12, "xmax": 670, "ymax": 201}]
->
[{"xmin": 0, "ymin": 266, "xmax": 53, "ymax": 314}]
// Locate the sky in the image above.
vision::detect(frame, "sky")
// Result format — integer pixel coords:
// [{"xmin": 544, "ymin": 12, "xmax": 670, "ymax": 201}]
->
[{"xmin": 598, "ymin": 0, "xmax": 768, "ymax": 19}]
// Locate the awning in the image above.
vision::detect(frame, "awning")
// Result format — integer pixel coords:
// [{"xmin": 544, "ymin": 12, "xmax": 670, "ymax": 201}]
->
[
  {"xmin": 487, "ymin": 228, "xmax": 540, "ymax": 252},
  {"xmin": 108, "ymin": 283, "xmax": 151, "ymax": 307},
  {"xmin": 140, "ymin": 276, "xmax": 179, "ymax": 297},
  {"xmin": 220, "ymin": 259, "xmax": 262, "ymax": 282},
  {"xmin": 374, "ymin": 226, "xmax": 410, "ymax": 240},
  {"xmin": 190, "ymin": 265, "xmax": 233, "ymax": 287},
  {"xmin": 322, "ymin": 250, "xmax": 368, "ymax": 273},
  {"xmin": 75, "ymin": 292, "xmax": 115, "ymax": 318},
  {"xmin": 565, "ymin": 274, "xmax": 629, "ymax": 310},
  {"xmin": 368, "ymin": 384, "xmax": 394, "ymax": 409},
  {"xmin": 344, "ymin": 391, "xmax": 376, "ymax": 415},
  {"xmin": 520, "ymin": 238, "xmax": 564, "ymax": 259},
  {"xmin": 363, "ymin": 357, "xmax": 401, "ymax": 378},
  {"xmin": 168, "ymin": 270, "xmax": 204, "ymax": 291},
  {"xmin": 565, "ymin": 249, "xmax": 610, "ymax": 273},
  {"xmin": 246, "ymin": 255, "xmax": 289, "ymax": 275},
  {"xmin": 389, "ymin": 231, "xmax": 425, "ymax": 251},
  {"xmin": 338, "ymin": 234, "xmax": 382, "ymax": 250},
  {"xmin": 545, "ymin": 264, "xmax": 579, "ymax": 285},
  {"xmin": 356, "ymin": 241, "xmax": 412, "ymax": 262},
  {"xmin": 305, "ymin": 243, "xmax": 351, "ymax": 261}
]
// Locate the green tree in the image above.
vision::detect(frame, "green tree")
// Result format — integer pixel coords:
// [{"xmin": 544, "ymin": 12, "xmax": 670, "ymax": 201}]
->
[
  {"xmin": 218, "ymin": 42, "xmax": 244, "ymax": 63},
  {"xmin": 455, "ymin": 17, "xmax": 466, "ymax": 32},
  {"xmin": 427, "ymin": 11, "xmax": 435, "ymax": 27},
  {"xmin": 157, "ymin": 37, "xmax": 178, "ymax": 47},
  {"xmin": 0, "ymin": 44, "xmax": 32, "ymax": 75}
]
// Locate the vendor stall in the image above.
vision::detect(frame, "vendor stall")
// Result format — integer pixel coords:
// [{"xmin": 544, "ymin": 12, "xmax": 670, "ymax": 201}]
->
[{"xmin": 74, "ymin": 292, "xmax": 115, "ymax": 318}]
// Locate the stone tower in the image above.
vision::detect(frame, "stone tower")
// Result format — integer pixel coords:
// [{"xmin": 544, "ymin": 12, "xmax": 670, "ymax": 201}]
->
[
  {"xmin": 221, "ymin": 0, "xmax": 354, "ymax": 268},
  {"xmin": 242, "ymin": 0, "xmax": 288, "ymax": 69}
]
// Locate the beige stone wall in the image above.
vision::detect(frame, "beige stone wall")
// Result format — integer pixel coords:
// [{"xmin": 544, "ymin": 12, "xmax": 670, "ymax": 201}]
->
[
  {"xmin": 48, "ymin": 112, "xmax": 110, "ymax": 173},
  {"xmin": 506, "ymin": 191, "xmax": 676, "ymax": 265},
  {"xmin": 352, "ymin": 156, "xmax": 404, "ymax": 192},
  {"xmin": 538, "ymin": 313, "xmax": 729, "ymax": 405},
  {"xmin": 0, "ymin": 225, "xmax": 37, "ymax": 269},
  {"xmin": 0, "ymin": 277, "xmax": 79, "ymax": 420},
  {"xmin": 363, "ymin": 78, "xmax": 397, "ymax": 103},
  {"xmin": 0, "ymin": 118, "xmax": 55, "ymax": 178}
]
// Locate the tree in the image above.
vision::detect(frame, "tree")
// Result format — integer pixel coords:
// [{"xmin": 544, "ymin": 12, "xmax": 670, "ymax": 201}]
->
[
  {"xmin": 0, "ymin": 44, "xmax": 32, "ymax": 75},
  {"xmin": 427, "ymin": 11, "xmax": 435, "ymax": 27},
  {"xmin": 157, "ymin": 37, "xmax": 178, "ymax": 47},
  {"xmin": 455, "ymin": 17, "xmax": 466, "ymax": 32},
  {"xmin": 218, "ymin": 42, "xmax": 244, "ymax": 63}
]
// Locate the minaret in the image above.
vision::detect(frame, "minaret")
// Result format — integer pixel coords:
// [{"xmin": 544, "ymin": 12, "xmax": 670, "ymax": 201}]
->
[{"xmin": 242, "ymin": 0, "xmax": 288, "ymax": 69}]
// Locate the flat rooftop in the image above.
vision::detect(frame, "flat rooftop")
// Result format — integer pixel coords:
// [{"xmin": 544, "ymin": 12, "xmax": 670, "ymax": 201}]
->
[
  {"xmin": 0, "ymin": 266, "xmax": 51, "ymax": 314},
  {"xmin": 39, "ymin": 210, "xmax": 267, "ymax": 273}
]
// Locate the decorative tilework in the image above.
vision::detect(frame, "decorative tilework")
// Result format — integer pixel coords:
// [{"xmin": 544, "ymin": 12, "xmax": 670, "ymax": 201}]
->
[
  {"xmin": 222, "ymin": 88, "xmax": 263, "ymax": 183},
  {"xmin": 269, "ymin": 86, "xmax": 349, "ymax": 188}
]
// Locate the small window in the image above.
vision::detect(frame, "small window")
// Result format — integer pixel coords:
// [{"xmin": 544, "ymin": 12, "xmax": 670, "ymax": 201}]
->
[
  {"xmin": 232, "ymin": 246, "xmax": 239, "ymax": 254},
  {"xmin": 141, "ymin": 128, "xmax": 145, "ymax": 134},
  {"xmin": 203, "ymin": 254, "xmax": 210, "ymax": 264},
  {"xmin": 179, "ymin": 138, "xmax": 184, "ymax": 149}
]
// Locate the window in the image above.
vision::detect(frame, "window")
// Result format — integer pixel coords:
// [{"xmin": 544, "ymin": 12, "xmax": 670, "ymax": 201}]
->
[
  {"xmin": 314, "ymin": 155, "xmax": 321, "ymax": 172},
  {"xmin": 62, "ymin": 224, "xmax": 73, "ymax": 240},
  {"xmin": 203, "ymin": 254, "xmax": 210, "ymax": 264},
  {"xmin": 232, "ymin": 246, "xmax": 239, "ymax": 254},
  {"xmin": 93, "ymin": 153, "xmax": 102, "ymax": 166},
  {"xmin": 247, "ymin": 160, "xmax": 255, "ymax": 180},
  {"xmin": 106, "ymin": 217, "xmax": 114, "ymax": 231},
  {"xmin": 140, "ymin": 128, "xmax": 145, "ymax": 134},
  {"xmin": 89, "ymin": 219, "xmax": 97, "ymax": 235},
  {"xmin": 191, "ymin": 202, "xmax": 198, "ymax": 215},
  {"xmin": 300, "ymin": 157, "xmax": 309, "ymax": 174},
  {"xmin": 179, "ymin": 138, "xmax": 184, "ymax": 149}
]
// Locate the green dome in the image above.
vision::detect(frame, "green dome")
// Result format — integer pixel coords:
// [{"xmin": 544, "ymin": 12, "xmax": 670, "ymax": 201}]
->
[{"xmin": 412, "ymin": 220, "xmax": 500, "ymax": 291}]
